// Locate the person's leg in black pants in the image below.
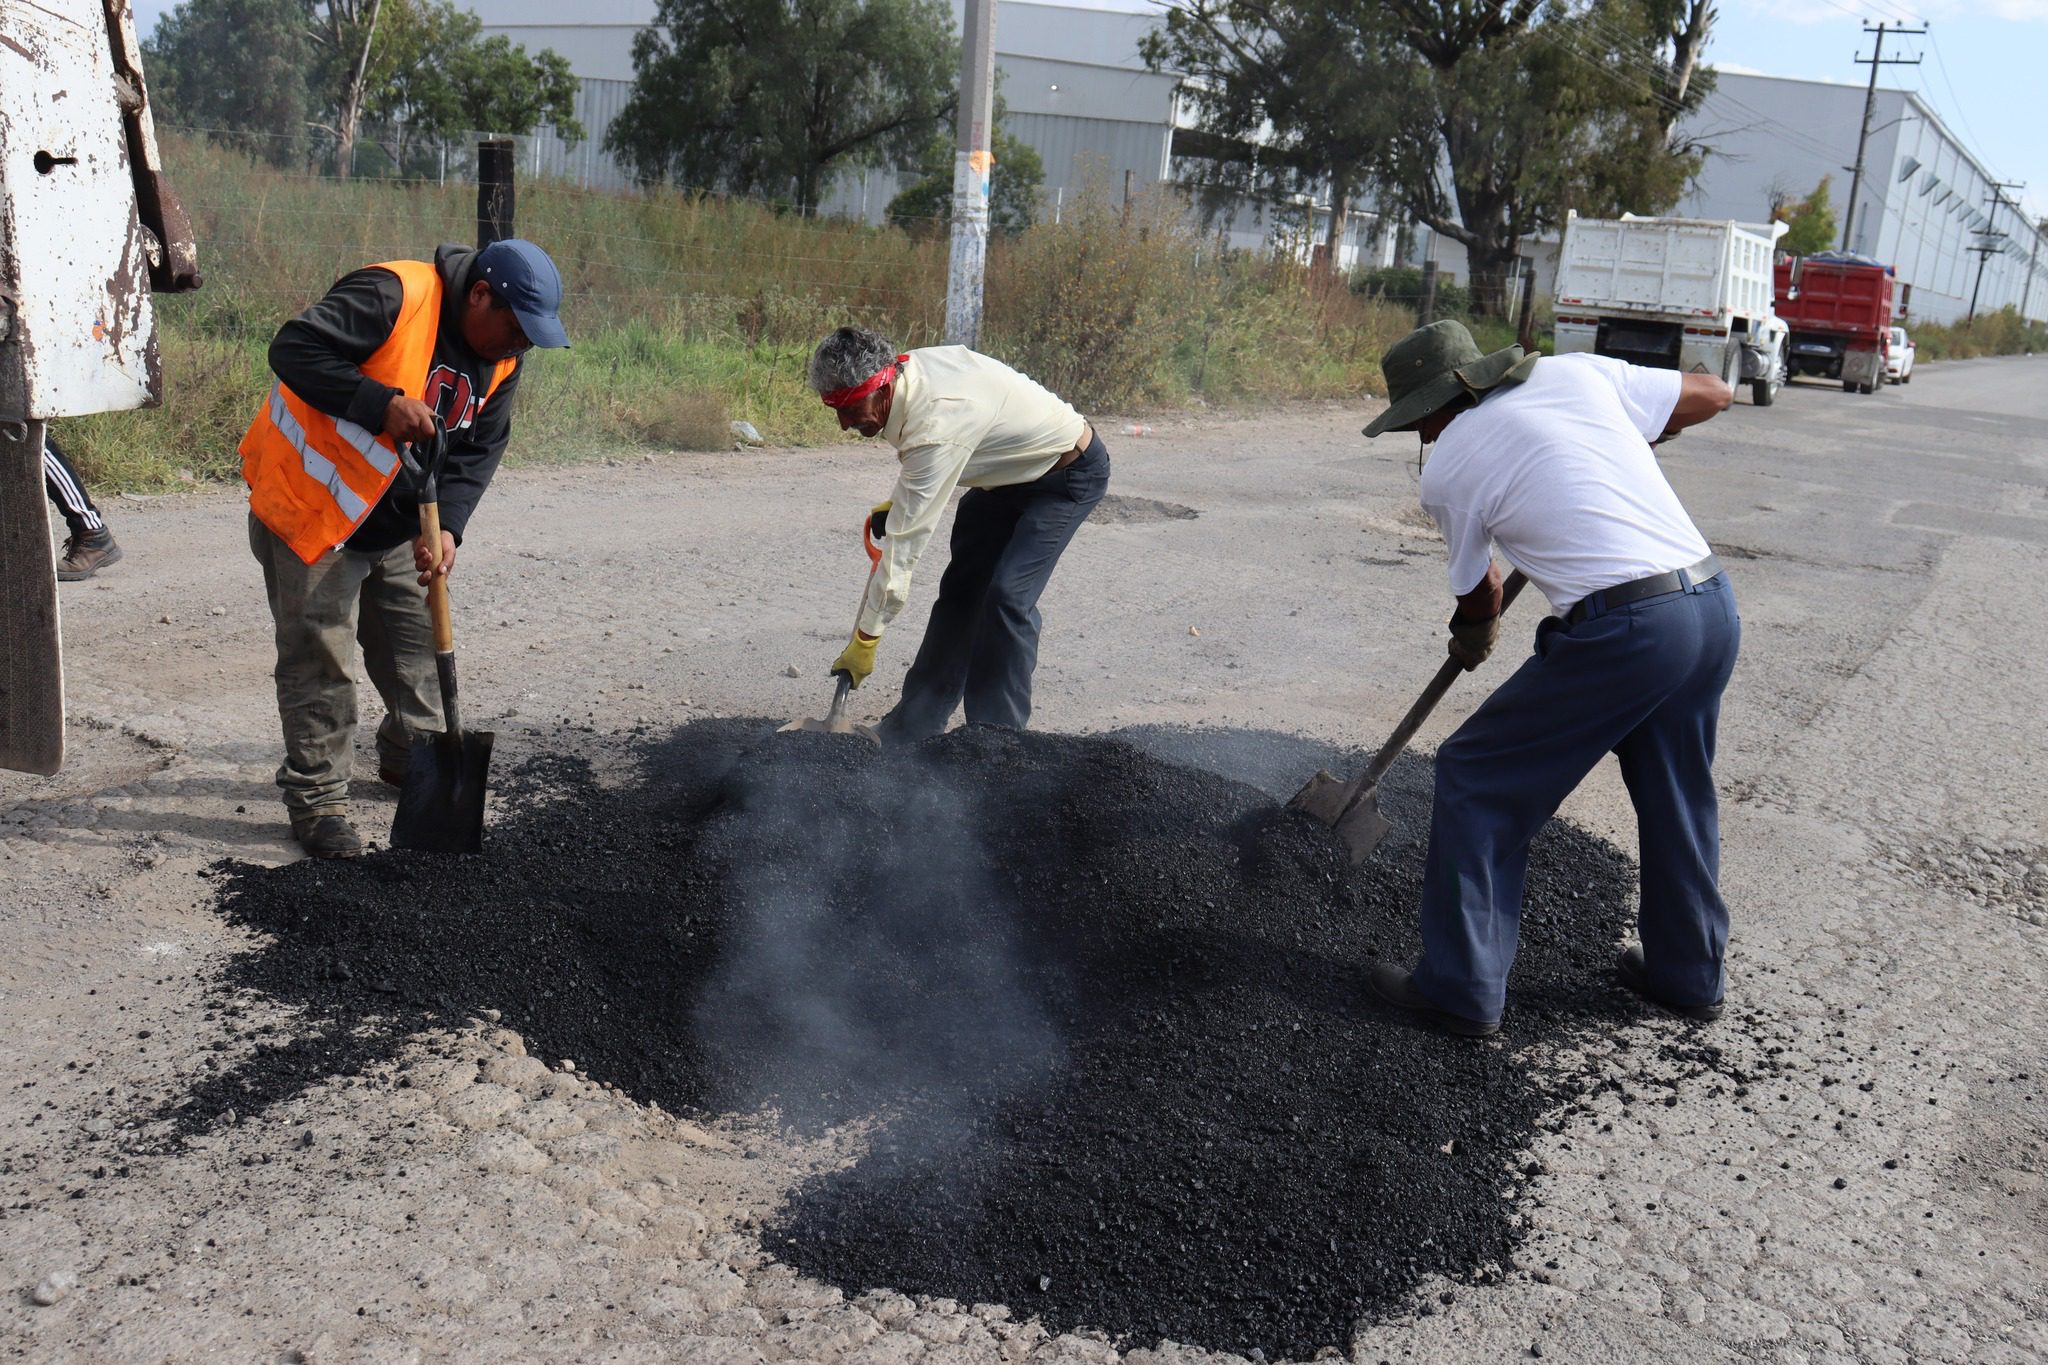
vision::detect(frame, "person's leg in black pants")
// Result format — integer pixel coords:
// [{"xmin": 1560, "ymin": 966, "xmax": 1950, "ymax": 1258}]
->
[
  {"xmin": 961, "ymin": 442, "xmax": 1109, "ymax": 728},
  {"xmin": 879, "ymin": 488, "xmax": 1020, "ymax": 742}
]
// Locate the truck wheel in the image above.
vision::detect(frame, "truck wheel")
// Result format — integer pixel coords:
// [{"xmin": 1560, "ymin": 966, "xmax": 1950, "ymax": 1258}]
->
[
  {"xmin": 1842, "ymin": 380, "xmax": 1857, "ymax": 393},
  {"xmin": 1752, "ymin": 376, "xmax": 1775, "ymax": 407}
]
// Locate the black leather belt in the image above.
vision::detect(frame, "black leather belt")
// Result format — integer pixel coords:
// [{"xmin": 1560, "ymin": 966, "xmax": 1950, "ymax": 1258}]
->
[{"xmin": 1565, "ymin": 554, "xmax": 1723, "ymax": 626}]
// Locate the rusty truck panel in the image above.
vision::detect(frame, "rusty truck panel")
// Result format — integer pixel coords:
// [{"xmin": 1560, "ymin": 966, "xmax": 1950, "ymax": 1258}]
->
[{"xmin": 0, "ymin": 0, "xmax": 163, "ymax": 419}]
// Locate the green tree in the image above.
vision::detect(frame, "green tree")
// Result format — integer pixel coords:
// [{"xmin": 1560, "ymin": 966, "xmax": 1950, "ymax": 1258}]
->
[
  {"xmin": 1773, "ymin": 176, "xmax": 1837, "ymax": 257},
  {"xmin": 361, "ymin": 0, "xmax": 583, "ymax": 172},
  {"xmin": 1368, "ymin": 0, "xmax": 1712, "ymax": 314},
  {"xmin": 1141, "ymin": 1, "xmax": 1404, "ymax": 265},
  {"xmin": 605, "ymin": 0, "xmax": 959, "ymax": 212},
  {"xmin": 886, "ymin": 97, "xmax": 1044, "ymax": 233},
  {"xmin": 143, "ymin": 0, "xmax": 312, "ymax": 167}
]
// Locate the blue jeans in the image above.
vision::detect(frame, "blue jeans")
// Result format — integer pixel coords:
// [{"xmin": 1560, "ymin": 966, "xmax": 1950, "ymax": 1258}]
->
[
  {"xmin": 1411, "ymin": 572, "xmax": 1741, "ymax": 1024},
  {"xmin": 880, "ymin": 434, "xmax": 1110, "ymax": 742}
]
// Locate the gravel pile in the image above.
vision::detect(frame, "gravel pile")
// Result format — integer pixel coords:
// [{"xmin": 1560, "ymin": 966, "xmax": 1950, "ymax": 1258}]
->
[{"xmin": 196, "ymin": 720, "xmax": 1655, "ymax": 1357}]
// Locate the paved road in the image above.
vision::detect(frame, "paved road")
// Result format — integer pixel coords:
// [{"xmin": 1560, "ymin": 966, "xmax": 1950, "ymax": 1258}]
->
[{"xmin": 1, "ymin": 355, "xmax": 2043, "ymax": 1363}]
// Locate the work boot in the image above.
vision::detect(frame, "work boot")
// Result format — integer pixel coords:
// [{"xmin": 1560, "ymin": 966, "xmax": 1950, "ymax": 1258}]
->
[
  {"xmin": 1366, "ymin": 962, "xmax": 1500, "ymax": 1038},
  {"xmin": 57, "ymin": 528, "xmax": 122, "ymax": 581},
  {"xmin": 1616, "ymin": 946, "xmax": 1724, "ymax": 1022},
  {"xmin": 291, "ymin": 812, "xmax": 363, "ymax": 860}
]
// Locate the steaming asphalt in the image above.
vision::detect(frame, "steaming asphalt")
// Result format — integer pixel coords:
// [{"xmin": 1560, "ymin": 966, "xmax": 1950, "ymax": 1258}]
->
[{"xmin": 2, "ymin": 354, "xmax": 2044, "ymax": 1362}]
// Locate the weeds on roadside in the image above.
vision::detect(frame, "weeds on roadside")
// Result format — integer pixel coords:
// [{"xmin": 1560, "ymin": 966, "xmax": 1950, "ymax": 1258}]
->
[{"xmin": 63, "ymin": 136, "xmax": 1413, "ymax": 492}]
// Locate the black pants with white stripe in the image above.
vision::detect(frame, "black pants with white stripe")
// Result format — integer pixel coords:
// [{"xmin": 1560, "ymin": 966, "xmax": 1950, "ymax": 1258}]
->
[{"xmin": 42, "ymin": 434, "xmax": 104, "ymax": 536}]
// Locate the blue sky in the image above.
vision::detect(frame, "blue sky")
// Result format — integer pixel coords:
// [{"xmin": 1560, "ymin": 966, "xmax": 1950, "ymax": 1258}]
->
[{"xmin": 129, "ymin": 0, "xmax": 2045, "ymax": 222}]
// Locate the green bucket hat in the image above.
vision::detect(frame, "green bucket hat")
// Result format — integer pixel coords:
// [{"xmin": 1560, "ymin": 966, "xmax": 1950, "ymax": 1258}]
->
[{"xmin": 1363, "ymin": 319, "xmax": 1540, "ymax": 437}]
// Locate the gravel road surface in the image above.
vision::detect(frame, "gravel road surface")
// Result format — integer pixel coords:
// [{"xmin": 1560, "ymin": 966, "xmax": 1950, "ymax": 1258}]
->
[{"xmin": 3, "ymin": 356, "xmax": 2044, "ymax": 1363}]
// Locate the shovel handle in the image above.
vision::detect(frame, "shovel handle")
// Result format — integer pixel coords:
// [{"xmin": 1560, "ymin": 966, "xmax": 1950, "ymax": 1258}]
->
[
  {"xmin": 1353, "ymin": 569, "xmax": 1529, "ymax": 796},
  {"xmin": 418, "ymin": 499, "xmax": 454, "ymax": 654}
]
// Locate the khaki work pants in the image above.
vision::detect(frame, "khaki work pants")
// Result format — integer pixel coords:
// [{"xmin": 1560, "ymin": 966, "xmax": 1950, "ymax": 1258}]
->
[{"xmin": 248, "ymin": 513, "xmax": 442, "ymax": 820}]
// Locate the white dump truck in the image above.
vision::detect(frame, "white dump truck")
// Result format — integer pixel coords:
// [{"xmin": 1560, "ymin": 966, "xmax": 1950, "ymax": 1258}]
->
[
  {"xmin": 2, "ymin": 0, "xmax": 200, "ymax": 775},
  {"xmin": 1552, "ymin": 212, "xmax": 1788, "ymax": 407}
]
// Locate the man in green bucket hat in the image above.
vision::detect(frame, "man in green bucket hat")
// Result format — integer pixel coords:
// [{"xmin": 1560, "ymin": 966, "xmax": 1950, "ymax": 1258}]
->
[{"xmin": 1361, "ymin": 319, "xmax": 1738, "ymax": 1037}]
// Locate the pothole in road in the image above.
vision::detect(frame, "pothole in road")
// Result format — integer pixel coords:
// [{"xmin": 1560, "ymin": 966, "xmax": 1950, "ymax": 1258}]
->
[
  {"xmin": 185, "ymin": 721, "xmax": 1692, "ymax": 1357},
  {"xmin": 1090, "ymin": 494, "xmax": 1200, "ymax": 525}
]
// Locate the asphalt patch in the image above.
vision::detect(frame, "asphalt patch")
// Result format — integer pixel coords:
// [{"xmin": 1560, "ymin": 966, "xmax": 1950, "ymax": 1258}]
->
[{"xmin": 191, "ymin": 720, "xmax": 1656, "ymax": 1358}]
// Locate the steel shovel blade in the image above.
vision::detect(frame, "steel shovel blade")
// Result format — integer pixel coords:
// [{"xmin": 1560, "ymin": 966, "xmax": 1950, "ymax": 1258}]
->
[
  {"xmin": 391, "ymin": 729, "xmax": 495, "ymax": 854},
  {"xmin": 1287, "ymin": 769, "xmax": 1358, "ymax": 826},
  {"xmin": 1330, "ymin": 788, "xmax": 1395, "ymax": 865}
]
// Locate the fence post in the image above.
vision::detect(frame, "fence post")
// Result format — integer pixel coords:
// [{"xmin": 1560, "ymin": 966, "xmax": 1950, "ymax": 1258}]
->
[
  {"xmin": 1515, "ymin": 257, "xmax": 1537, "ymax": 350},
  {"xmin": 1420, "ymin": 260, "xmax": 1439, "ymax": 325},
  {"xmin": 477, "ymin": 138, "xmax": 515, "ymax": 248}
]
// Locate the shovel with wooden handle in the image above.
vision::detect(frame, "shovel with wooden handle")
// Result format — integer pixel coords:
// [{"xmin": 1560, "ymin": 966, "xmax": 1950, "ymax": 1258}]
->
[
  {"xmin": 1289, "ymin": 569, "xmax": 1528, "ymax": 864},
  {"xmin": 391, "ymin": 421, "xmax": 495, "ymax": 853},
  {"xmin": 779, "ymin": 505, "xmax": 884, "ymax": 746}
]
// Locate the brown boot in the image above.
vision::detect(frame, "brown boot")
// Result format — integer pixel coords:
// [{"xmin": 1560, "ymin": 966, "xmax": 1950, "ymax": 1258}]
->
[
  {"xmin": 291, "ymin": 812, "xmax": 363, "ymax": 860},
  {"xmin": 58, "ymin": 529, "xmax": 122, "ymax": 581}
]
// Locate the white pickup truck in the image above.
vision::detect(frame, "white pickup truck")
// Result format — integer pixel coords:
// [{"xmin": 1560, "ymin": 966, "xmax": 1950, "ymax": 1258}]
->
[{"xmin": 1552, "ymin": 213, "xmax": 1789, "ymax": 407}]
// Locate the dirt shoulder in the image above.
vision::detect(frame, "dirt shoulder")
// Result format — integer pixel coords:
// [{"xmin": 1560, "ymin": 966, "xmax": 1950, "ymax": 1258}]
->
[{"xmin": 3, "ymin": 382, "xmax": 2045, "ymax": 1363}]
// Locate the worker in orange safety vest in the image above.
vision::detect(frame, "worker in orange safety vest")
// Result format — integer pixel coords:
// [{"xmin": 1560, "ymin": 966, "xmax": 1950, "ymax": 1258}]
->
[{"xmin": 241, "ymin": 239, "xmax": 568, "ymax": 859}]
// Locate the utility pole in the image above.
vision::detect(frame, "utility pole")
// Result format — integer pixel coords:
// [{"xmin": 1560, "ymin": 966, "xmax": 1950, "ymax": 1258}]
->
[
  {"xmin": 1986, "ymin": 181, "xmax": 2024, "ymax": 313},
  {"xmin": 2023, "ymin": 219, "xmax": 2042, "ymax": 323},
  {"xmin": 1966, "ymin": 232, "xmax": 2007, "ymax": 321},
  {"xmin": 945, "ymin": 0, "xmax": 996, "ymax": 347},
  {"xmin": 1841, "ymin": 22, "xmax": 1924, "ymax": 254}
]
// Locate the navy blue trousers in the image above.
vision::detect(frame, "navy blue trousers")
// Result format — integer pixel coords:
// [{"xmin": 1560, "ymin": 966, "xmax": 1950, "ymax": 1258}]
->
[
  {"xmin": 880, "ymin": 435, "xmax": 1109, "ymax": 742},
  {"xmin": 1411, "ymin": 572, "xmax": 1741, "ymax": 1025}
]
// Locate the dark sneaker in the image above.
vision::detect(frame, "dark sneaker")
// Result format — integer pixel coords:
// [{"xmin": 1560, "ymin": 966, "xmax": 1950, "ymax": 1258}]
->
[
  {"xmin": 1367, "ymin": 962, "xmax": 1500, "ymax": 1038},
  {"xmin": 1616, "ymin": 946, "xmax": 1724, "ymax": 1022},
  {"xmin": 291, "ymin": 813, "xmax": 363, "ymax": 860},
  {"xmin": 57, "ymin": 529, "xmax": 122, "ymax": 581}
]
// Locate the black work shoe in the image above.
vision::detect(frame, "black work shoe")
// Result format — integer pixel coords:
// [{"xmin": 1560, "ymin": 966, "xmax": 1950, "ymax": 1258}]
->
[
  {"xmin": 292, "ymin": 813, "xmax": 363, "ymax": 860},
  {"xmin": 57, "ymin": 529, "xmax": 122, "ymax": 581},
  {"xmin": 1616, "ymin": 946, "xmax": 1724, "ymax": 1022},
  {"xmin": 1367, "ymin": 962, "xmax": 1500, "ymax": 1038}
]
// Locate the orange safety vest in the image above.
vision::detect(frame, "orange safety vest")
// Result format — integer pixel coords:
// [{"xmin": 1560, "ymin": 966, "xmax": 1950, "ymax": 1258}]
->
[{"xmin": 240, "ymin": 259, "xmax": 516, "ymax": 565}]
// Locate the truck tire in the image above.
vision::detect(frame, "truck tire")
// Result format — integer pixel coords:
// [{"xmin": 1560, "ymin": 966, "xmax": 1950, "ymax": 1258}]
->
[
  {"xmin": 1842, "ymin": 379, "xmax": 1857, "ymax": 393},
  {"xmin": 1752, "ymin": 375, "xmax": 1774, "ymax": 407}
]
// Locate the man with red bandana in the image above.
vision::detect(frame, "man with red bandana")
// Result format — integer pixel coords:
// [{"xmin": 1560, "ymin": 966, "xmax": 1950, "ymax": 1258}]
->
[{"xmin": 806, "ymin": 326, "xmax": 1109, "ymax": 744}]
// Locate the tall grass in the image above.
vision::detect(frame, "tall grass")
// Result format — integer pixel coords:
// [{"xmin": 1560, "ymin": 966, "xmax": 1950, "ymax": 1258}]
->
[
  {"xmin": 63, "ymin": 136, "xmax": 1410, "ymax": 491},
  {"xmin": 1910, "ymin": 306, "xmax": 2048, "ymax": 362}
]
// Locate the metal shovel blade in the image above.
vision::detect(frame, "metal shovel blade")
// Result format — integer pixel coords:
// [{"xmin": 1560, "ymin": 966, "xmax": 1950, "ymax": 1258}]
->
[
  {"xmin": 1288, "ymin": 770, "xmax": 1395, "ymax": 865},
  {"xmin": 1330, "ymin": 786, "xmax": 1395, "ymax": 864},
  {"xmin": 391, "ymin": 728, "xmax": 495, "ymax": 854},
  {"xmin": 1287, "ymin": 769, "xmax": 1356, "ymax": 825},
  {"xmin": 778, "ymin": 672, "xmax": 881, "ymax": 747}
]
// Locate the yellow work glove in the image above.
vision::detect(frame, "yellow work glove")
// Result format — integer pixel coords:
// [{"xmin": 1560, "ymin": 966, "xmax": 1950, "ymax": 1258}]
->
[
  {"xmin": 868, "ymin": 501, "xmax": 892, "ymax": 539},
  {"xmin": 833, "ymin": 632, "xmax": 879, "ymax": 687}
]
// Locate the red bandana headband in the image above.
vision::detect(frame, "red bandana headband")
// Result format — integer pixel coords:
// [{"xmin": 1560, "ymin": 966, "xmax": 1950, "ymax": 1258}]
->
[{"xmin": 820, "ymin": 353, "xmax": 909, "ymax": 408}]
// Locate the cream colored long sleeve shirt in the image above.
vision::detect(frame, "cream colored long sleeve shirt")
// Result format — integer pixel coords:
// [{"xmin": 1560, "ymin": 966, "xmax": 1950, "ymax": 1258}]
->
[{"xmin": 856, "ymin": 346, "xmax": 1087, "ymax": 637}]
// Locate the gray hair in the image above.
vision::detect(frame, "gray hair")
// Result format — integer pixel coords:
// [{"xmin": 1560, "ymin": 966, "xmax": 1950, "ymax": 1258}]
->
[{"xmin": 808, "ymin": 326, "xmax": 898, "ymax": 394}]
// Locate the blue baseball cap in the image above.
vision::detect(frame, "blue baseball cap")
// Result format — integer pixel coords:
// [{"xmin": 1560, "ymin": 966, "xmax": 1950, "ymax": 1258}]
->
[{"xmin": 476, "ymin": 238, "xmax": 570, "ymax": 349}]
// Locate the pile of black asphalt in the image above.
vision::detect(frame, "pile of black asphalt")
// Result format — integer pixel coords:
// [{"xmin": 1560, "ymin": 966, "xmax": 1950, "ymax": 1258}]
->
[{"xmin": 194, "ymin": 719, "xmax": 1665, "ymax": 1359}]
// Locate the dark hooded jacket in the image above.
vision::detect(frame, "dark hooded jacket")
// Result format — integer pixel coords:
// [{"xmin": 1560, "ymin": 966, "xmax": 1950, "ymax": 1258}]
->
[{"xmin": 267, "ymin": 243, "xmax": 523, "ymax": 552}]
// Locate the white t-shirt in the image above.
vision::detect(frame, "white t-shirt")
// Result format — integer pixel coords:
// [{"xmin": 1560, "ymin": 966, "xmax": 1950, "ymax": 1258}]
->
[
  {"xmin": 1417, "ymin": 352, "xmax": 1712, "ymax": 616},
  {"xmin": 859, "ymin": 346, "xmax": 1087, "ymax": 636}
]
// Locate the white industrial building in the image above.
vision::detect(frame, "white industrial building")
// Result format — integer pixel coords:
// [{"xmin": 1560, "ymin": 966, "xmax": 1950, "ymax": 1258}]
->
[
  {"xmin": 1673, "ymin": 72, "xmax": 2045, "ymax": 326},
  {"xmin": 469, "ymin": 6, "xmax": 2042, "ymax": 319},
  {"xmin": 465, "ymin": 0, "xmax": 1391, "ymax": 268}
]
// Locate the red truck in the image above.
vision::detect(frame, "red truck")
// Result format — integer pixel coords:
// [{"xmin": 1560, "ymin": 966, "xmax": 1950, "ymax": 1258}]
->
[{"xmin": 1774, "ymin": 253, "xmax": 1896, "ymax": 394}]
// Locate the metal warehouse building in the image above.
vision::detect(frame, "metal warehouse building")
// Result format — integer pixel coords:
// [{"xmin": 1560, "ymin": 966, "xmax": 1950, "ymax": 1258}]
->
[
  {"xmin": 468, "ymin": 6, "xmax": 2044, "ymax": 319},
  {"xmin": 465, "ymin": 0, "xmax": 1390, "ymax": 268},
  {"xmin": 1673, "ymin": 72, "xmax": 2045, "ymax": 326}
]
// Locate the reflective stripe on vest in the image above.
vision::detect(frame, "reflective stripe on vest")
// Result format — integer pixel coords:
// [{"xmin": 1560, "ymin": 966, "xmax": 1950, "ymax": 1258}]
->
[{"xmin": 241, "ymin": 258, "xmax": 513, "ymax": 564}]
